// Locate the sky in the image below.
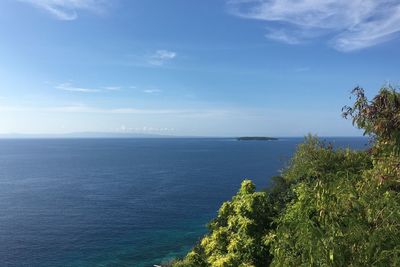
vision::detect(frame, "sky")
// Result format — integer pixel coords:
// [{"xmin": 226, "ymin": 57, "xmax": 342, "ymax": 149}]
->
[{"xmin": 0, "ymin": 0, "xmax": 399, "ymax": 137}]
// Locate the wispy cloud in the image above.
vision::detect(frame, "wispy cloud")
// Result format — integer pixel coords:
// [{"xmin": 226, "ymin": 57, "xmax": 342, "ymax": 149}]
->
[
  {"xmin": 148, "ymin": 50, "xmax": 177, "ymax": 66},
  {"xmin": 117, "ymin": 125, "xmax": 176, "ymax": 133},
  {"xmin": 265, "ymin": 28, "xmax": 302, "ymax": 45},
  {"xmin": 48, "ymin": 105, "xmax": 179, "ymax": 114},
  {"xmin": 56, "ymin": 83, "xmax": 127, "ymax": 93},
  {"xmin": 228, "ymin": 0, "xmax": 400, "ymax": 51},
  {"xmin": 103, "ymin": 86, "xmax": 121, "ymax": 91},
  {"xmin": 56, "ymin": 83, "xmax": 100, "ymax": 93},
  {"xmin": 19, "ymin": 0, "xmax": 108, "ymax": 20},
  {"xmin": 0, "ymin": 104, "xmax": 232, "ymax": 118},
  {"xmin": 143, "ymin": 89, "xmax": 162, "ymax": 94}
]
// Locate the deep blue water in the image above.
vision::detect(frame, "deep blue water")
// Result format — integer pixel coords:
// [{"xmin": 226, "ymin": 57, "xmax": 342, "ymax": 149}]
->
[{"xmin": 0, "ymin": 137, "xmax": 368, "ymax": 267}]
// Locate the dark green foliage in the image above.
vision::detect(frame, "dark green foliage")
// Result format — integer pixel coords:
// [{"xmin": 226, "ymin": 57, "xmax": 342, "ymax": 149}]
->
[
  {"xmin": 283, "ymin": 134, "xmax": 372, "ymax": 183},
  {"xmin": 343, "ymin": 86, "xmax": 400, "ymax": 187},
  {"xmin": 173, "ymin": 87, "xmax": 400, "ymax": 267},
  {"xmin": 343, "ymin": 86, "xmax": 400, "ymax": 152},
  {"xmin": 266, "ymin": 138, "xmax": 400, "ymax": 266},
  {"xmin": 265, "ymin": 175, "xmax": 293, "ymax": 215}
]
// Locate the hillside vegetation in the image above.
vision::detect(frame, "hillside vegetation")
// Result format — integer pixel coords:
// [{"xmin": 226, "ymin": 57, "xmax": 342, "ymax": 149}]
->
[{"xmin": 170, "ymin": 86, "xmax": 400, "ymax": 267}]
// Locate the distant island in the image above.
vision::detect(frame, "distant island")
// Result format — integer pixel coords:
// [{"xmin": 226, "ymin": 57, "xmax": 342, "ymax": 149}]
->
[{"xmin": 237, "ymin": 137, "xmax": 278, "ymax": 141}]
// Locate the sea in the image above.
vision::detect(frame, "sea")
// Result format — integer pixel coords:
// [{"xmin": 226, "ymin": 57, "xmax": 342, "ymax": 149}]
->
[{"xmin": 0, "ymin": 137, "xmax": 368, "ymax": 267}]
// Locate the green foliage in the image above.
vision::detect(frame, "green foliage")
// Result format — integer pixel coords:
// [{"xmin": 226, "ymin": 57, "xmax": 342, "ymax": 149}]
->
[
  {"xmin": 173, "ymin": 86, "xmax": 400, "ymax": 267},
  {"xmin": 266, "ymin": 138, "xmax": 400, "ymax": 266},
  {"xmin": 174, "ymin": 180, "xmax": 275, "ymax": 267},
  {"xmin": 283, "ymin": 134, "xmax": 371, "ymax": 183},
  {"xmin": 343, "ymin": 86, "xmax": 400, "ymax": 149},
  {"xmin": 265, "ymin": 175, "xmax": 293, "ymax": 215},
  {"xmin": 343, "ymin": 86, "xmax": 400, "ymax": 157},
  {"xmin": 343, "ymin": 86, "xmax": 400, "ymax": 187},
  {"xmin": 171, "ymin": 244, "xmax": 208, "ymax": 267}
]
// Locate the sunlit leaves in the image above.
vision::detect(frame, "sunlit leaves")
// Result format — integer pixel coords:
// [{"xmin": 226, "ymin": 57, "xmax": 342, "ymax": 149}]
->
[{"xmin": 173, "ymin": 87, "xmax": 400, "ymax": 267}]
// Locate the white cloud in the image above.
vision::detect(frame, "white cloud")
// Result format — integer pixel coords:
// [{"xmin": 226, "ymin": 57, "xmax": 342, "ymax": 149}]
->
[
  {"xmin": 228, "ymin": 0, "xmax": 400, "ymax": 51},
  {"xmin": 143, "ymin": 89, "xmax": 162, "ymax": 94},
  {"xmin": 56, "ymin": 83, "xmax": 126, "ymax": 93},
  {"xmin": 117, "ymin": 125, "xmax": 175, "ymax": 133},
  {"xmin": 103, "ymin": 86, "xmax": 121, "ymax": 91},
  {"xmin": 265, "ymin": 28, "xmax": 302, "ymax": 44},
  {"xmin": 56, "ymin": 83, "xmax": 100, "ymax": 93},
  {"xmin": 48, "ymin": 105, "xmax": 141, "ymax": 113},
  {"xmin": 19, "ymin": 0, "xmax": 108, "ymax": 20},
  {"xmin": 0, "ymin": 104, "xmax": 232, "ymax": 117},
  {"xmin": 148, "ymin": 50, "xmax": 177, "ymax": 66}
]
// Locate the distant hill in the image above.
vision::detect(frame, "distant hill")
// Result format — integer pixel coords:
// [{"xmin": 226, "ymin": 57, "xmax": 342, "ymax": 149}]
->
[
  {"xmin": 237, "ymin": 136, "xmax": 279, "ymax": 141},
  {"xmin": 0, "ymin": 132, "xmax": 176, "ymax": 139}
]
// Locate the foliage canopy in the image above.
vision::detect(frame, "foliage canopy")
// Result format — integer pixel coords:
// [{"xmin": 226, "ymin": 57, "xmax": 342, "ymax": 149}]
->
[{"xmin": 171, "ymin": 86, "xmax": 400, "ymax": 267}]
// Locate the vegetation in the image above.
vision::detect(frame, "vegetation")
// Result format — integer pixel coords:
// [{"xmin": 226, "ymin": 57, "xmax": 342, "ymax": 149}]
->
[{"xmin": 171, "ymin": 86, "xmax": 400, "ymax": 267}]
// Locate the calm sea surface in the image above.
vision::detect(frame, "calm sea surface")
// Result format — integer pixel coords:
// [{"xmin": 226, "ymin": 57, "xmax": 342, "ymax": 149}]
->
[{"xmin": 0, "ymin": 137, "xmax": 368, "ymax": 266}]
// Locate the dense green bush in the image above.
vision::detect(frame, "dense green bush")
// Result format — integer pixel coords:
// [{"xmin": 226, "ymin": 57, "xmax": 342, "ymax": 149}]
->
[
  {"xmin": 173, "ymin": 180, "xmax": 274, "ymax": 267},
  {"xmin": 172, "ymin": 87, "xmax": 400, "ymax": 267}
]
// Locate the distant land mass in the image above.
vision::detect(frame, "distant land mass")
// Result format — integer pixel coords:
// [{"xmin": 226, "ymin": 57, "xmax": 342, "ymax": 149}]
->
[
  {"xmin": 0, "ymin": 132, "xmax": 175, "ymax": 139},
  {"xmin": 0, "ymin": 133, "xmax": 283, "ymax": 140},
  {"xmin": 237, "ymin": 137, "xmax": 279, "ymax": 141}
]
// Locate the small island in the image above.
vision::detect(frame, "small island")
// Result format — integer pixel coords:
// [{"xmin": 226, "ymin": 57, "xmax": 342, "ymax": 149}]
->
[{"xmin": 237, "ymin": 136, "xmax": 279, "ymax": 141}]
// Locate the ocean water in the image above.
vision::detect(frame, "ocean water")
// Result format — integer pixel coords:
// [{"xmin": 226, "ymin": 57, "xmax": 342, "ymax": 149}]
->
[{"xmin": 0, "ymin": 137, "xmax": 368, "ymax": 267}]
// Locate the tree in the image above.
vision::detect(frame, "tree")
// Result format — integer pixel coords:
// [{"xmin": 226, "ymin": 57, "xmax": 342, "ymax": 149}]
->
[
  {"xmin": 343, "ymin": 86, "xmax": 400, "ymax": 186},
  {"xmin": 174, "ymin": 180, "xmax": 275, "ymax": 267},
  {"xmin": 174, "ymin": 86, "xmax": 400, "ymax": 266},
  {"xmin": 267, "ymin": 87, "xmax": 400, "ymax": 266}
]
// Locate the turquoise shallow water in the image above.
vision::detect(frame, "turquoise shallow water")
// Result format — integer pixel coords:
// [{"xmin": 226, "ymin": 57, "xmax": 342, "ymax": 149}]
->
[{"xmin": 0, "ymin": 137, "xmax": 368, "ymax": 266}]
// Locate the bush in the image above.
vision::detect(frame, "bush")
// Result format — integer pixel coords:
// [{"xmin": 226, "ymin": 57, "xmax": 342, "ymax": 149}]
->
[{"xmin": 173, "ymin": 86, "xmax": 400, "ymax": 267}]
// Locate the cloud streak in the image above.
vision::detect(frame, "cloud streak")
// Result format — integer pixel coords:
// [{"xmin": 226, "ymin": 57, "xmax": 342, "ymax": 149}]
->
[
  {"xmin": 103, "ymin": 86, "xmax": 121, "ymax": 91},
  {"xmin": 56, "ymin": 83, "xmax": 100, "ymax": 93},
  {"xmin": 56, "ymin": 83, "xmax": 128, "ymax": 93},
  {"xmin": 148, "ymin": 50, "xmax": 177, "ymax": 66},
  {"xmin": 143, "ymin": 89, "xmax": 162, "ymax": 94},
  {"xmin": 0, "ymin": 104, "xmax": 233, "ymax": 118},
  {"xmin": 19, "ymin": 0, "xmax": 107, "ymax": 20},
  {"xmin": 228, "ymin": 0, "xmax": 400, "ymax": 51}
]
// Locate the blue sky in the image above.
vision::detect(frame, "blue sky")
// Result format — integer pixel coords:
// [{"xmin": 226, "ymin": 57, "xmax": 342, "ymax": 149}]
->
[{"xmin": 0, "ymin": 0, "xmax": 399, "ymax": 136}]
